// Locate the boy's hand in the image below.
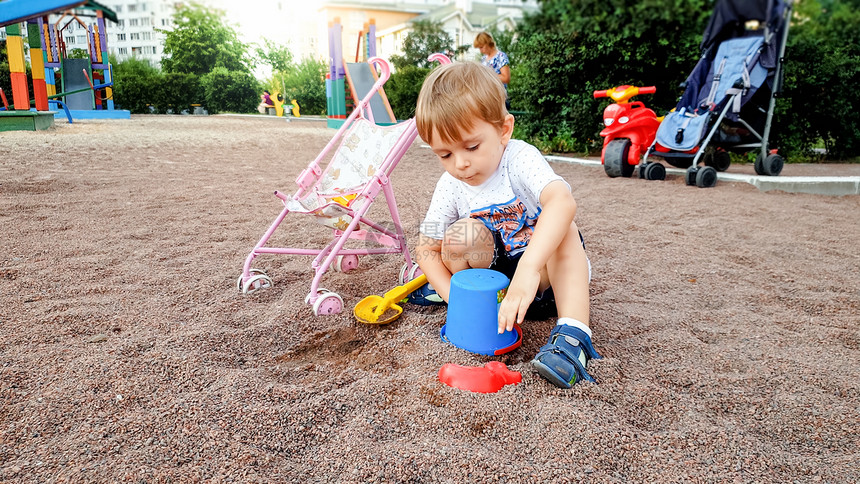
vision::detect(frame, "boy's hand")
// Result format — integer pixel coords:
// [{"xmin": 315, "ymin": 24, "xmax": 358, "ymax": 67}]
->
[{"xmin": 498, "ymin": 268, "xmax": 540, "ymax": 333}]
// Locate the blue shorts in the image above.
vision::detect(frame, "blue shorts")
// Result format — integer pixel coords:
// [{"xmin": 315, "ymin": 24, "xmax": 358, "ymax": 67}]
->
[{"xmin": 488, "ymin": 230, "xmax": 586, "ymax": 320}]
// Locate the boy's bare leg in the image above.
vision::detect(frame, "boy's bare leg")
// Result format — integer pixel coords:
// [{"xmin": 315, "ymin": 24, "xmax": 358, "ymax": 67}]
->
[
  {"xmin": 441, "ymin": 218, "xmax": 495, "ymax": 273},
  {"xmin": 532, "ymin": 221, "xmax": 602, "ymax": 388},
  {"xmin": 546, "ymin": 220, "xmax": 590, "ymax": 326}
]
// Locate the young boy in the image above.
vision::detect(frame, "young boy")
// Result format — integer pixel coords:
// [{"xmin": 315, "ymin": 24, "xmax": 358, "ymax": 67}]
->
[{"xmin": 412, "ymin": 62, "xmax": 602, "ymax": 388}]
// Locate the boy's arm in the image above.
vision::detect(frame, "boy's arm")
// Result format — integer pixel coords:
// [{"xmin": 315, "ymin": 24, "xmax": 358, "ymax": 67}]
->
[
  {"xmin": 415, "ymin": 234, "xmax": 453, "ymax": 303},
  {"xmin": 498, "ymin": 180, "xmax": 576, "ymax": 332}
]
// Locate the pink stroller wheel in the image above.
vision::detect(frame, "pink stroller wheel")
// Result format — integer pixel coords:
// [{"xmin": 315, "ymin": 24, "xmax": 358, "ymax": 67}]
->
[
  {"xmin": 312, "ymin": 292, "xmax": 344, "ymax": 316},
  {"xmin": 334, "ymin": 255, "xmax": 359, "ymax": 273},
  {"xmin": 237, "ymin": 269, "xmax": 273, "ymax": 294},
  {"xmin": 398, "ymin": 262, "xmax": 423, "ymax": 285}
]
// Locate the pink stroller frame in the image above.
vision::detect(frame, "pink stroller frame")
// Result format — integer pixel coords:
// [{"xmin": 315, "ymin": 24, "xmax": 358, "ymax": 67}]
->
[{"xmin": 238, "ymin": 57, "xmax": 426, "ymax": 316}]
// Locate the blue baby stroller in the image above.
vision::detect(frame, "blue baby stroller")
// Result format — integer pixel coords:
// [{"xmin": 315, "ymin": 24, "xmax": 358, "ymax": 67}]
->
[{"xmin": 641, "ymin": 0, "xmax": 794, "ymax": 187}]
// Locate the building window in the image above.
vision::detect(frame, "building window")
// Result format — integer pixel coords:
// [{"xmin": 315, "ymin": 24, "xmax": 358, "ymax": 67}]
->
[
  {"xmin": 142, "ymin": 32, "xmax": 151, "ymax": 40},
  {"xmin": 161, "ymin": 18, "xmax": 169, "ymax": 26},
  {"xmin": 132, "ymin": 47, "xmax": 142, "ymax": 55},
  {"xmin": 129, "ymin": 19, "xmax": 139, "ymax": 26},
  {"xmin": 114, "ymin": 5, "xmax": 122, "ymax": 13},
  {"xmin": 117, "ymin": 33, "xmax": 126, "ymax": 41},
  {"xmin": 141, "ymin": 18, "xmax": 151, "ymax": 26},
  {"xmin": 118, "ymin": 47, "xmax": 128, "ymax": 55},
  {"xmin": 130, "ymin": 33, "xmax": 140, "ymax": 40},
  {"xmin": 65, "ymin": 36, "xmax": 75, "ymax": 44},
  {"xmin": 128, "ymin": 4, "xmax": 137, "ymax": 12},
  {"xmin": 76, "ymin": 35, "xmax": 87, "ymax": 44}
]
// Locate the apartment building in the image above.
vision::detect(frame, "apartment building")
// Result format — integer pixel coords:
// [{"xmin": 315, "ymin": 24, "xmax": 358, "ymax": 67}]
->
[{"xmin": 102, "ymin": 0, "xmax": 180, "ymax": 67}]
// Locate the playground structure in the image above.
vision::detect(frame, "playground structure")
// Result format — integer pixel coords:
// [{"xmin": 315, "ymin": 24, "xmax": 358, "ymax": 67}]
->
[
  {"xmin": 326, "ymin": 17, "xmax": 396, "ymax": 129},
  {"xmin": 0, "ymin": 0, "xmax": 130, "ymax": 131}
]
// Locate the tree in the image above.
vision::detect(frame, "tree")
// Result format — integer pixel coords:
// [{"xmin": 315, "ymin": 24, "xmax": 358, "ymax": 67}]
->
[
  {"xmin": 389, "ymin": 20, "xmax": 466, "ymax": 69},
  {"xmin": 255, "ymin": 38, "xmax": 293, "ymax": 73},
  {"xmin": 159, "ymin": 2, "xmax": 251, "ymax": 76},
  {"xmin": 277, "ymin": 57, "xmax": 328, "ymax": 116}
]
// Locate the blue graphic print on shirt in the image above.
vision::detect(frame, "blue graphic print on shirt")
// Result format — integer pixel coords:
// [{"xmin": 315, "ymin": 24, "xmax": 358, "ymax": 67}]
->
[{"xmin": 471, "ymin": 196, "xmax": 540, "ymax": 253}]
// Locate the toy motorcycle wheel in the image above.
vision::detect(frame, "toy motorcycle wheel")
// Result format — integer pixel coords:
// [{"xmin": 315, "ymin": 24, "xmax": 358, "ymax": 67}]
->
[
  {"xmin": 603, "ymin": 139, "xmax": 635, "ymax": 178},
  {"xmin": 643, "ymin": 162, "xmax": 666, "ymax": 181},
  {"xmin": 696, "ymin": 166, "xmax": 718, "ymax": 188}
]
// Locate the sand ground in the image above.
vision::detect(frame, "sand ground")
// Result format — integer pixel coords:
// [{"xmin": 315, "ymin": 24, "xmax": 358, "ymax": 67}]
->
[{"xmin": 1, "ymin": 115, "xmax": 858, "ymax": 482}]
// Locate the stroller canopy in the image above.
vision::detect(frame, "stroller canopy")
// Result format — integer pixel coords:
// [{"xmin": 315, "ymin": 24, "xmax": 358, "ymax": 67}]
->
[
  {"xmin": 701, "ymin": 0, "xmax": 788, "ymax": 50},
  {"xmin": 676, "ymin": 0, "xmax": 790, "ymax": 114}
]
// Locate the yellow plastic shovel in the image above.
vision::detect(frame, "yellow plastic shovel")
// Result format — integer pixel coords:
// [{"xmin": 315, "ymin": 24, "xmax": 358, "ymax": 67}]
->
[{"xmin": 354, "ymin": 274, "xmax": 428, "ymax": 325}]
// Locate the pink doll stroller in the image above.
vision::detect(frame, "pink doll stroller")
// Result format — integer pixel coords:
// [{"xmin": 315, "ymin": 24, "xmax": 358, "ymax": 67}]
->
[{"xmin": 238, "ymin": 56, "xmax": 447, "ymax": 316}]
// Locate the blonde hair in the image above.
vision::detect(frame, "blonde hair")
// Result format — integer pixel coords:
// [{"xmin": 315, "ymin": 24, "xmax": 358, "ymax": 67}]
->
[
  {"xmin": 473, "ymin": 31, "xmax": 495, "ymax": 49},
  {"xmin": 415, "ymin": 62, "xmax": 508, "ymax": 144}
]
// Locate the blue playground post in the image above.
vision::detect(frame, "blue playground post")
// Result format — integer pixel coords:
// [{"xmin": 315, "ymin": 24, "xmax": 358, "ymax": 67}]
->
[
  {"xmin": 327, "ymin": 17, "xmax": 347, "ymax": 129},
  {"xmin": 367, "ymin": 19, "xmax": 376, "ymax": 59}
]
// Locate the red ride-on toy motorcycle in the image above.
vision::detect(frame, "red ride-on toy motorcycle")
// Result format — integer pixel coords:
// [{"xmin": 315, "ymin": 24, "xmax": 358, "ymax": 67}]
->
[{"xmin": 593, "ymin": 85, "xmax": 664, "ymax": 180}]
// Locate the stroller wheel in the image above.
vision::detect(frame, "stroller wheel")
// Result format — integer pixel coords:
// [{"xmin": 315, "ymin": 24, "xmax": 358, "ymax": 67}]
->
[
  {"xmin": 755, "ymin": 153, "xmax": 784, "ymax": 176},
  {"xmin": 696, "ymin": 166, "xmax": 718, "ymax": 188},
  {"xmin": 604, "ymin": 139, "xmax": 635, "ymax": 178},
  {"xmin": 705, "ymin": 150, "xmax": 731, "ymax": 172},
  {"xmin": 685, "ymin": 166, "xmax": 699, "ymax": 186},
  {"xmin": 313, "ymin": 291, "xmax": 344, "ymax": 316},
  {"xmin": 398, "ymin": 263, "xmax": 423, "ymax": 285},
  {"xmin": 643, "ymin": 162, "xmax": 666, "ymax": 181},
  {"xmin": 239, "ymin": 271, "xmax": 274, "ymax": 294},
  {"xmin": 334, "ymin": 254, "xmax": 360, "ymax": 273},
  {"xmin": 407, "ymin": 264, "xmax": 424, "ymax": 282}
]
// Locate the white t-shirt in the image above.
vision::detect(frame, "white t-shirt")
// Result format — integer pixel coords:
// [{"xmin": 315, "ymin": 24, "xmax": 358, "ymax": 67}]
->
[{"xmin": 420, "ymin": 139, "xmax": 568, "ymax": 256}]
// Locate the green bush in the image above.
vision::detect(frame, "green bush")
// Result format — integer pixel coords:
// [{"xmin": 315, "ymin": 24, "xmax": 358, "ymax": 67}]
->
[
  {"xmin": 200, "ymin": 67, "xmax": 259, "ymax": 114},
  {"xmin": 276, "ymin": 57, "xmax": 327, "ymax": 116},
  {"xmin": 156, "ymin": 72, "xmax": 201, "ymax": 114},
  {"xmin": 775, "ymin": 0, "xmax": 860, "ymax": 160},
  {"xmin": 385, "ymin": 65, "xmax": 431, "ymax": 120},
  {"xmin": 112, "ymin": 57, "xmax": 162, "ymax": 114}
]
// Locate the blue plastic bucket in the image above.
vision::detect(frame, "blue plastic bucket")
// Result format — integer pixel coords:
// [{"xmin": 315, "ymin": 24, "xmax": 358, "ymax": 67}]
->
[{"xmin": 440, "ymin": 269, "xmax": 522, "ymax": 355}]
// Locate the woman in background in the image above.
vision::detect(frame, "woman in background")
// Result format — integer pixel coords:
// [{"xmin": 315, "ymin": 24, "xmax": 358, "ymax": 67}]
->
[{"xmin": 473, "ymin": 31, "xmax": 511, "ymax": 110}]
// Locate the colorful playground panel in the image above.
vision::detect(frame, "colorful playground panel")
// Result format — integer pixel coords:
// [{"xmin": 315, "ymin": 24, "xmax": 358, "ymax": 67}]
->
[{"xmin": 0, "ymin": 0, "xmax": 128, "ymax": 130}]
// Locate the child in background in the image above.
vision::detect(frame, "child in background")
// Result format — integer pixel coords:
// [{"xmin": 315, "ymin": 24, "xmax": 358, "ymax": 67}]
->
[
  {"xmin": 258, "ymin": 90, "xmax": 274, "ymax": 114},
  {"xmin": 412, "ymin": 62, "xmax": 602, "ymax": 387}
]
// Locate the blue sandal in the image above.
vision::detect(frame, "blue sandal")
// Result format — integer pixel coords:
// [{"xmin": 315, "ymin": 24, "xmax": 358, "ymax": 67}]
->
[
  {"xmin": 531, "ymin": 325, "xmax": 602, "ymax": 388},
  {"xmin": 407, "ymin": 281, "xmax": 446, "ymax": 306}
]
